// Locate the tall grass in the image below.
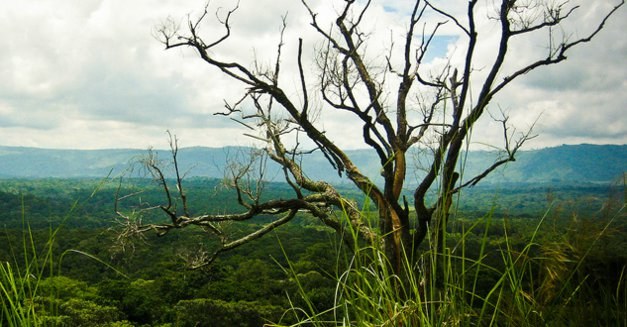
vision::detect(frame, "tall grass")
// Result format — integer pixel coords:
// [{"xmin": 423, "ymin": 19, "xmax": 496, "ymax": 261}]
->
[
  {"xmin": 0, "ymin": 197, "xmax": 69, "ymax": 326},
  {"xmin": 0, "ymin": 178, "xmax": 119, "ymax": 326},
  {"xmin": 275, "ymin": 193, "xmax": 626, "ymax": 326}
]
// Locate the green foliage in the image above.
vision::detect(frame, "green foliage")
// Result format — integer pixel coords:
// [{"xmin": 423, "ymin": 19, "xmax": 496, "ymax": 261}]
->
[
  {"xmin": 1, "ymin": 177, "xmax": 625, "ymax": 326},
  {"xmin": 0, "ymin": 261, "xmax": 37, "ymax": 326},
  {"xmin": 121, "ymin": 279, "xmax": 169, "ymax": 323},
  {"xmin": 36, "ymin": 297, "xmax": 126, "ymax": 327},
  {"xmin": 277, "ymin": 192, "xmax": 626, "ymax": 326},
  {"xmin": 0, "ymin": 180, "xmax": 130, "ymax": 326},
  {"xmin": 0, "ymin": 199, "xmax": 59, "ymax": 327},
  {"xmin": 174, "ymin": 298, "xmax": 284, "ymax": 327}
]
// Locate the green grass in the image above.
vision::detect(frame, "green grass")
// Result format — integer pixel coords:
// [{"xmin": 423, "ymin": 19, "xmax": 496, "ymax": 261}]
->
[
  {"xmin": 2, "ymin": 176, "xmax": 624, "ymax": 326},
  {"xmin": 274, "ymin": 195, "xmax": 626, "ymax": 326},
  {"xmin": 0, "ymin": 197, "xmax": 61, "ymax": 326},
  {"xmin": 0, "ymin": 177, "xmax": 125, "ymax": 326}
]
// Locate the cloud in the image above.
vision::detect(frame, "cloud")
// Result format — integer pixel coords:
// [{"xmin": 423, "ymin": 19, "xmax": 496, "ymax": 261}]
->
[
  {"xmin": 443, "ymin": 0, "xmax": 627, "ymax": 148},
  {"xmin": 0, "ymin": 0, "xmax": 624, "ymax": 150}
]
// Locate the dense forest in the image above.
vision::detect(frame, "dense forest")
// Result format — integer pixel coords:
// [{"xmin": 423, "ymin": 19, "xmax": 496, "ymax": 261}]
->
[
  {"xmin": 2, "ymin": 0, "xmax": 625, "ymax": 323},
  {"xmin": 1, "ymin": 177, "xmax": 625, "ymax": 326}
]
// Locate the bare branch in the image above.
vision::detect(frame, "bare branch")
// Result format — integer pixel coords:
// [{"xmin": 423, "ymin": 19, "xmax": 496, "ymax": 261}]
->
[
  {"xmin": 489, "ymin": 1, "xmax": 624, "ymax": 98},
  {"xmin": 453, "ymin": 111, "xmax": 538, "ymax": 192},
  {"xmin": 425, "ymin": 0, "xmax": 472, "ymax": 36},
  {"xmin": 132, "ymin": 0, "xmax": 624, "ymax": 273}
]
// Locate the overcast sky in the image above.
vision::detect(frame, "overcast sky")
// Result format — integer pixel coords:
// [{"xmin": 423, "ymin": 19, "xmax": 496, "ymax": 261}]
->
[{"xmin": 1, "ymin": 0, "xmax": 625, "ymax": 150}]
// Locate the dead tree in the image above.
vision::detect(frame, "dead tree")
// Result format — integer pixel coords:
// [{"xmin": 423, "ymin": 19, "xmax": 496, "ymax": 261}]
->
[{"xmin": 116, "ymin": 0, "xmax": 623, "ymax": 276}]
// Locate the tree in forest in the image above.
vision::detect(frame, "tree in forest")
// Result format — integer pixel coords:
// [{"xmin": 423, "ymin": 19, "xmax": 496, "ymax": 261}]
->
[{"xmin": 115, "ymin": 0, "xmax": 623, "ymax": 277}]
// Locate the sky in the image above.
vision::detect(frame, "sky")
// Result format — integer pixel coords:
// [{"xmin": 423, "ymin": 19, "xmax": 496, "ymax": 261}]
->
[{"xmin": 1, "ymin": 0, "xmax": 625, "ymax": 150}]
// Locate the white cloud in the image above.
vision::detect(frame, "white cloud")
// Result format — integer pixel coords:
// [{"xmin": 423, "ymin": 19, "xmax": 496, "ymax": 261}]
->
[{"xmin": 0, "ymin": 0, "xmax": 624, "ymax": 150}]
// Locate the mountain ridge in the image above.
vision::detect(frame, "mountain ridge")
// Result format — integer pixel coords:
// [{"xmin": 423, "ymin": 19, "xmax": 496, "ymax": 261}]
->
[{"xmin": 0, "ymin": 144, "xmax": 624, "ymax": 185}]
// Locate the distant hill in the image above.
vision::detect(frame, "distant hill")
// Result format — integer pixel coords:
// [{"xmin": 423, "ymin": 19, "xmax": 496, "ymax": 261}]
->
[{"xmin": 0, "ymin": 144, "xmax": 624, "ymax": 185}]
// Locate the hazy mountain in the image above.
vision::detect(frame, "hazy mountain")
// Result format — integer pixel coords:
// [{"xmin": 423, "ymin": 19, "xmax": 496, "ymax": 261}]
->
[{"xmin": 0, "ymin": 144, "xmax": 624, "ymax": 185}]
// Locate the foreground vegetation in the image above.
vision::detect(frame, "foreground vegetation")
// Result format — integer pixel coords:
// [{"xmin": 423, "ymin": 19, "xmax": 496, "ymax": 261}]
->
[{"xmin": 1, "ymin": 178, "xmax": 625, "ymax": 326}]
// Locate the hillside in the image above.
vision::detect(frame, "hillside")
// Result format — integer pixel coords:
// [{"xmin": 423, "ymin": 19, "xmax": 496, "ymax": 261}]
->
[{"xmin": 0, "ymin": 144, "xmax": 624, "ymax": 184}]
